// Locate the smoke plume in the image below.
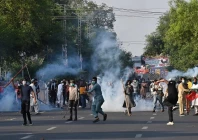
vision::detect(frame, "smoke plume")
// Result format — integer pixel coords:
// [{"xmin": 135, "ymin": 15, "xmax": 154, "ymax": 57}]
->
[
  {"xmin": 36, "ymin": 57, "xmax": 81, "ymax": 80},
  {"xmin": 90, "ymin": 30, "xmax": 153, "ymax": 112},
  {"xmin": 166, "ymin": 67, "xmax": 198, "ymax": 79}
]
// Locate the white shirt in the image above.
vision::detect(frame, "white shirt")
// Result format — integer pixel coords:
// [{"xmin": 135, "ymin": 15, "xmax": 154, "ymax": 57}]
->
[
  {"xmin": 29, "ymin": 83, "xmax": 36, "ymax": 97},
  {"xmin": 57, "ymin": 84, "xmax": 63, "ymax": 95}
]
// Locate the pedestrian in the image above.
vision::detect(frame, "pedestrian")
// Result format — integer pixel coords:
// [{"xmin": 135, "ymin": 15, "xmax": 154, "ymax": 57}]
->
[
  {"xmin": 177, "ymin": 77, "xmax": 190, "ymax": 116},
  {"xmin": 160, "ymin": 78, "xmax": 178, "ymax": 125},
  {"xmin": 67, "ymin": 80, "xmax": 79, "ymax": 121},
  {"xmin": 62, "ymin": 79, "xmax": 66, "ymax": 106},
  {"xmin": 29, "ymin": 79, "xmax": 39, "ymax": 115},
  {"xmin": 79, "ymin": 79, "xmax": 87, "ymax": 109},
  {"xmin": 140, "ymin": 78, "xmax": 147, "ymax": 99},
  {"xmin": 57, "ymin": 81, "xmax": 64, "ymax": 108},
  {"xmin": 151, "ymin": 79, "xmax": 164, "ymax": 112},
  {"xmin": 131, "ymin": 79, "xmax": 139, "ymax": 99},
  {"xmin": 85, "ymin": 77, "xmax": 107, "ymax": 123},
  {"xmin": 122, "ymin": 80, "xmax": 136, "ymax": 116},
  {"xmin": 12, "ymin": 79, "xmax": 37, "ymax": 126}
]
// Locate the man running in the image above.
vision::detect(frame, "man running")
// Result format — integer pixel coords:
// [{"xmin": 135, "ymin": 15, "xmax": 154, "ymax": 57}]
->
[{"xmin": 85, "ymin": 77, "xmax": 107, "ymax": 123}]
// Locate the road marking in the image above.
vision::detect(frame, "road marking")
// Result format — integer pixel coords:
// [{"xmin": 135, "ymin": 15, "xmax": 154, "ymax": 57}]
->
[
  {"xmin": 150, "ymin": 117, "xmax": 155, "ymax": 119},
  {"xmin": 5, "ymin": 118, "xmax": 16, "ymax": 121},
  {"xmin": 0, "ymin": 133, "xmax": 33, "ymax": 136},
  {"xmin": 147, "ymin": 121, "xmax": 152, "ymax": 124},
  {"xmin": 142, "ymin": 126, "xmax": 148, "ymax": 129},
  {"xmin": 65, "ymin": 121, "xmax": 73, "ymax": 124},
  {"xmin": 135, "ymin": 134, "xmax": 142, "ymax": 138},
  {"xmin": 90, "ymin": 114, "xmax": 93, "ymax": 116},
  {"xmin": 20, "ymin": 135, "xmax": 33, "ymax": 139},
  {"xmin": 78, "ymin": 117, "xmax": 85, "ymax": 120},
  {"xmin": 153, "ymin": 113, "xmax": 157, "ymax": 115},
  {"xmin": 47, "ymin": 127, "xmax": 57, "ymax": 131}
]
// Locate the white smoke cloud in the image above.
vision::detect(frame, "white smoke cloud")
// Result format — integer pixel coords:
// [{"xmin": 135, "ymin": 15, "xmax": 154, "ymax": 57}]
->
[
  {"xmin": 91, "ymin": 30, "xmax": 153, "ymax": 112},
  {"xmin": 0, "ymin": 86, "xmax": 16, "ymax": 111},
  {"xmin": 166, "ymin": 67, "xmax": 198, "ymax": 79},
  {"xmin": 36, "ymin": 60, "xmax": 80, "ymax": 80}
]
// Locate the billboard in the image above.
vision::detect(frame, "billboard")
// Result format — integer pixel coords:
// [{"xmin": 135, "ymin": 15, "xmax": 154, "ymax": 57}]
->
[{"xmin": 144, "ymin": 57, "xmax": 169, "ymax": 68}]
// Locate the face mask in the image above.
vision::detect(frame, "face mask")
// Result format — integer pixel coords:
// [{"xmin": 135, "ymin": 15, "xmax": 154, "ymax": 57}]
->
[
  {"xmin": 134, "ymin": 80, "xmax": 136, "ymax": 82},
  {"xmin": 70, "ymin": 83, "xmax": 74, "ymax": 87},
  {"xmin": 182, "ymin": 80, "xmax": 185, "ymax": 83},
  {"xmin": 22, "ymin": 81, "xmax": 27, "ymax": 85},
  {"xmin": 91, "ymin": 81, "xmax": 96, "ymax": 85}
]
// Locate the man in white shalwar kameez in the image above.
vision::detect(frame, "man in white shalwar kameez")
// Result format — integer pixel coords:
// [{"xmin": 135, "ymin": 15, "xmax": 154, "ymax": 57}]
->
[
  {"xmin": 30, "ymin": 79, "xmax": 39, "ymax": 114},
  {"xmin": 57, "ymin": 81, "xmax": 64, "ymax": 108}
]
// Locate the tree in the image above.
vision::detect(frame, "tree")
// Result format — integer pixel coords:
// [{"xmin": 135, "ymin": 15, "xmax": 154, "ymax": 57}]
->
[
  {"xmin": 164, "ymin": 0, "xmax": 198, "ymax": 70},
  {"xmin": 143, "ymin": 32, "xmax": 164, "ymax": 56},
  {"xmin": 143, "ymin": 12, "xmax": 170, "ymax": 57},
  {"xmin": 0, "ymin": 0, "xmax": 63, "ymax": 62}
]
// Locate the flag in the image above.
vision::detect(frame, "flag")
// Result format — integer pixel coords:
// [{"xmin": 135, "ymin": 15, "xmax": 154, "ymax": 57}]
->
[
  {"xmin": 0, "ymin": 86, "xmax": 3, "ymax": 93},
  {"xmin": 186, "ymin": 91, "xmax": 198, "ymax": 101}
]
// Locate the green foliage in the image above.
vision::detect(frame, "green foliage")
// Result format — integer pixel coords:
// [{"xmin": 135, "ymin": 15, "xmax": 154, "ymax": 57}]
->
[
  {"xmin": 0, "ymin": 0, "xmax": 133, "ymax": 78},
  {"xmin": 143, "ymin": 32, "xmax": 164, "ymax": 56},
  {"xmin": 0, "ymin": 0, "xmax": 63, "ymax": 61},
  {"xmin": 144, "ymin": 0, "xmax": 198, "ymax": 71}
]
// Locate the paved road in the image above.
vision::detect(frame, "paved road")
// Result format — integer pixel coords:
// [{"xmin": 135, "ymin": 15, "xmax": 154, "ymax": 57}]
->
[{"xmin": 0, "ymin": 108, "xmax": 198, "ymax": 140}]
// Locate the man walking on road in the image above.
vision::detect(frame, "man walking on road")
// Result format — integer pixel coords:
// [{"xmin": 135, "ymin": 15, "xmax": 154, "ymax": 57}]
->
[
  {"xmin": 12, "ymin": 79, "xmax": 37, "ymax": 126},
  {"xmin": 29, "ymin": 79, "xmax": 39, "ymax": 115},
  {"xmin": 85, "ymin": 77, "xmax": 107, "ymax": 123}
]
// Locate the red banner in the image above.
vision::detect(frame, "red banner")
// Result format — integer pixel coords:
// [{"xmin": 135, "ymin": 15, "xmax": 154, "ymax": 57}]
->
[
  {"xmin": 186, "ymin": 91, "xmax": 198, "ymax": 101},
  {"xmin": 0, "ymin": 86, "xmax": 3, "ymax": 93}
]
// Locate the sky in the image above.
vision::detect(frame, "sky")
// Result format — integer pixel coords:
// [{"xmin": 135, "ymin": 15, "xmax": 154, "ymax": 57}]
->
[{"xmin": 90, "ymin": 0, "xmax": 170, "ymax": 56}]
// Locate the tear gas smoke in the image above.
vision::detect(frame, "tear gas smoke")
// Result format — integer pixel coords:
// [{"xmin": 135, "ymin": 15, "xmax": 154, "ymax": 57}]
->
[
  {"xmin": 91, "ymin": 30, "xmax": 153, "ymax": 112},
  {"xmin": 0, "ymin": 86, "xmax": 16, "ymax": 111},
  {"xmin": 36, "ymin": 58, "xmax": 80, "ymax": 80},
  {"xmin": 166, "ymin": 67, "xmax": 198, "ymax": 80}
]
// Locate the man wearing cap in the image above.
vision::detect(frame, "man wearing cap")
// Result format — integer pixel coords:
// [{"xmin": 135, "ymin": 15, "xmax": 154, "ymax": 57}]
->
[
  {"xmin": 85, "ymin": 77, "xmax": 107, "ymax": 123},
  {"xmin": 30, "ymin": 79, "xmax": 39, "ymax": 115}
]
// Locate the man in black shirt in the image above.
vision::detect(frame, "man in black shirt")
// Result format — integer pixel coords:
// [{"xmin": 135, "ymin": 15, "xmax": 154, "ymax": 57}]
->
[{"xmin": 12, "ymin": 79, "xmax": 37, "ymax": 126}]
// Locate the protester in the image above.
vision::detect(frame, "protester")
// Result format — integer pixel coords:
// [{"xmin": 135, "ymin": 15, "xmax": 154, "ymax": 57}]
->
[
  {"xmin": 12, "ymin": 79, "xmax": 37, "ymax": 126},
  {"xmin": 67, "ymin": 80, "xmax": 79, "ymax": 121},
  {"xmin": 178, "ymin": 77, "xmax": 190, "ymax": 116},
  {"xmin": 151, "ymin": 79, "xmax": 164, "ymax": 112},
  {"xmin": 160, "ymin": 78, "xmax": 178, "ymax": 125},
  {"xmin": 29, "ymin": 79, "xmax": 39, "ymax": 115},
  {"xmin": 85, "ymin": 77, "xmax": 107, "ymax": 123},
  {"xmin": 122, "ymin": 80, "xmax": 136, "ymax": 116}
]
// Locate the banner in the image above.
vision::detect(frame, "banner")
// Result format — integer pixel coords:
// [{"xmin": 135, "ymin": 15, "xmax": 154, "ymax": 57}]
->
[
  {"xmin": 144, "ymin": 57, "xmax": 170, "ymax": 68},
  {"xmin": 186, "ymin": 91, "xmax": 198, "ymax": 101}
]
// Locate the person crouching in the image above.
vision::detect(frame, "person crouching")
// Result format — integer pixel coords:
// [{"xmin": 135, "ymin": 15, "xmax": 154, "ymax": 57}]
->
[{"xmin": 67, "ymin": 80, "xmax": 79, "ymax": 121}]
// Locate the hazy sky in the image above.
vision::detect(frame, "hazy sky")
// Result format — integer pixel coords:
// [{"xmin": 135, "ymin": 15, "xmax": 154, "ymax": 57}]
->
[{"xmin": 91, "ymin": 0, "xmax": 170, "ymax": 56}]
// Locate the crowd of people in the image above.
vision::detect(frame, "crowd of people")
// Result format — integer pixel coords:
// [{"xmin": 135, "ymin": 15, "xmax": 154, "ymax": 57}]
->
[
  {"xmin": 2, "ymin": 75, "xmax": 197, "ymax": 126},
  {"xmin": 122, "ymin": 77, "xmax": 198, "ymax": 126},
  {"xmin": 11, "ymin": 76, "xmax": 107, "ymax": 125}
]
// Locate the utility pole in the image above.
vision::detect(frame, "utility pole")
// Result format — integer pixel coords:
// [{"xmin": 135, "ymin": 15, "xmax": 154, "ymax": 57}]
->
[
  {"xmin": 62, "ymin": 4, "xmax": 68, "ymax": 67},
  {"xmin": 78, "ymin": 11, "xmax": 83, "ymax": 70},
  {"xmin": 87, "ymin": 20, "xmax": 90, "ymax": 39}
]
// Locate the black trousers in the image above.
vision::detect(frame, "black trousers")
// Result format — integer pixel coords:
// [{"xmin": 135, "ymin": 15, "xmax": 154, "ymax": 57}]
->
[
  {"xmin": 49, "ymin": 90, "xmax": 57, "ymax": 106},
  {"xmin": 21, "ymin": 100, "xmax": 32, "ymax": 124},
  {"xmin": 69, "ymin": 100, "xmax": 77, "ymax": 119},
  {"xmin": 63, "ymin": 92, "xmax": 66, "ymax": 105},
  {"xmin": 168, "ymin": 106, "xmax": 173, "ymax": 122}
]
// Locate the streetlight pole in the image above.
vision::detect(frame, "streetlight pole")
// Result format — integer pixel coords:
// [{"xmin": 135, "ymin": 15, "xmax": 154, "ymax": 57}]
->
[{"xmin": 20, "ymin": 52, "xmax": 26, "ymax": 78}]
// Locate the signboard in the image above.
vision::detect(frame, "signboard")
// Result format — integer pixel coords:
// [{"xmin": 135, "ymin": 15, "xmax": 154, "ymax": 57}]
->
[
  {"xmin": 149, "ymin": 67, "xmax": 168, "ymax": 78},
  {"xmin": 144, "ymin": 57, "xmax": 169, "ymax": 67}
]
